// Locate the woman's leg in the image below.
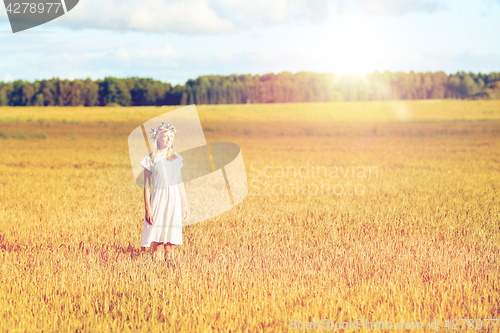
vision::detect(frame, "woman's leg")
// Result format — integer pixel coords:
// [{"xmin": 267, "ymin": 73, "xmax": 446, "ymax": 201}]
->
[
  {"xmin": 139, "ymin": 246, "xmax": 147, "ymax": 259},
  {"xmin": 151, "ymin": 241, "xmax": 164, "ymax": 260},
  {"xmin": 163, "ymin": 243, "xmax": 175, "ymax": 260}
]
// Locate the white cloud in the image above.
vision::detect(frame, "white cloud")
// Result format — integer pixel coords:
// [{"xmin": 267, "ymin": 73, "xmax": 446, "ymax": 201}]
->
[
  {"xmin": 334, "ymin": 0, "xmax": 447, "ymax": 15},
  {"xmin": 0, "ymin": 0, "xmax": 448, "ymax": 34},
  {"xmin": 115, "ymin": 47, "xmax": 129, "ymax": 60},
  {"xmin": 55, "ymin": 0, "xmax": 235, "ymax": 34},
  {"xmin": 208, "ymin": 0, "xmax": 328, "ymax": 28},
  {"xmin": 3, "ymin": 73, "xmax": 13, "ymax": 82},
  {"xmin": 360, "ymin": 0, "xmax": 445, "ymax": 15},
  {"xmin": 137, "ymin": 45, "xmax": 177, "ymax": 58},
  {"xmin": 0, "ymin": 0, "xmax": 498, "ymax": 84},
  {"xmin": 135, "ymin": 45, "xmax": 180, "ymax": 67},
  {"xmin": 46, "ymin": 0, "xmax": 328, "ymax": 34}
]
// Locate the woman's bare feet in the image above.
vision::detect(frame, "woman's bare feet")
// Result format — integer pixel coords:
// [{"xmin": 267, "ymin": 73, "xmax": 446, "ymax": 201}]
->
[
  {"xmin": 151, "ymin": 241, "xmax": 165, "ymax": 262},
  {"xmin": 164, "ymin": 243, "xmax": 175, "ymax": 260}
]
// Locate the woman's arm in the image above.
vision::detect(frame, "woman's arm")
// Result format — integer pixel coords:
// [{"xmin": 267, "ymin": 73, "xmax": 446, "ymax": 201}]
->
[
  {"xmin": 177, "ymin": 173, "xmax": 189, "ymax": 221},
  {"xmin": 144, "ymin": 168, "xmax": 153, "ymax": 224}
]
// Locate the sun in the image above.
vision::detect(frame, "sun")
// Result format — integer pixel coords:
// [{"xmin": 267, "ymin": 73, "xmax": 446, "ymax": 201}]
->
[{"xmin": 317, "ymin": 14, "xmax": 390, "ymax": 77}]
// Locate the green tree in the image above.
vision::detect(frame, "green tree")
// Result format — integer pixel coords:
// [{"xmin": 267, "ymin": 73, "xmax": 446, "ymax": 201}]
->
[{"xmin": 460, "ymin": 74, "xmax": 480, "ymax": 97}]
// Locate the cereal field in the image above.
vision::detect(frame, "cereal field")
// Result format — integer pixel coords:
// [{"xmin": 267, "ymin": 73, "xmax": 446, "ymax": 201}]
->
[{"xmin": 0, "ymin": 100, "xmax": 499, "ymax": 332}]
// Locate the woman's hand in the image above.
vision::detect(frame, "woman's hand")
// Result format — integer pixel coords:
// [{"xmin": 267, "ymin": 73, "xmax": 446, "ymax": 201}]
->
[
  {"xmin": 183, "ymin": 205, "xmax": 189, "ymax": 221},
  {"xmin": 145, "ymin": 209, "xmax": 154, "ymax": 225}
]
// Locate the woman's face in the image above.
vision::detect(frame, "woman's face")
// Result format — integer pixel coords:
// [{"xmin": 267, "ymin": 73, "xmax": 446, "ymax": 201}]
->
[{"xmin": 157, "ymin": 130, "xmax": 174, "ymax": 148}]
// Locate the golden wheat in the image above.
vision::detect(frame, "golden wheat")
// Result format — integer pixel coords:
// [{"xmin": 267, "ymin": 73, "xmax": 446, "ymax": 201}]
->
[{"xmin": 0, "ymin": 101, "xmax": 499, "ymax": 332}]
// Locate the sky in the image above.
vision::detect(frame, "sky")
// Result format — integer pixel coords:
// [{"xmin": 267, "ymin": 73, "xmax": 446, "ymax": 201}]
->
[{"xmin": 0, "ymin": 0, "xmax": 499, "ymax": 85}]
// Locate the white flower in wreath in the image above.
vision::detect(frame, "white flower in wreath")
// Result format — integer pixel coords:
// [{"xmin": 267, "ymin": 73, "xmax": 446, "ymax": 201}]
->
[{"xmin": 150, "ymin": 122, "xmax": 177, "ymax": 140}]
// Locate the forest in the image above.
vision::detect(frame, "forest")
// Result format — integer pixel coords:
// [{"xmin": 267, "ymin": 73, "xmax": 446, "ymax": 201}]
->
[{"xmin": 0, "ymin": 71, "xmax": 499, "ymax": 106}]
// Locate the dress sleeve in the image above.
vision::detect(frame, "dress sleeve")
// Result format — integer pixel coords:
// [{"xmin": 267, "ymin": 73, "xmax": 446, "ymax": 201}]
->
[
  {"xmin": 140, "ymin": 154, "xmax": 151, "ymax": 172},
  {"xmin": 176, "ymin": 153, "xmax": 184, "ymax": 169}
]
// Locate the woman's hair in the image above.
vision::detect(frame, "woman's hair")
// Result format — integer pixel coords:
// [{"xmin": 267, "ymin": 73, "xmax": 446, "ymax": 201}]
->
[{"xmin": 150, "ymin": 129, "xmax": 177, "ymax": 163}]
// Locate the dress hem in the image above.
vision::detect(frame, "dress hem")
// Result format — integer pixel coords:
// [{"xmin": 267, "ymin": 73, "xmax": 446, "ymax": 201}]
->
[{"xmin": 141, "ymin": 243, "xmax": 183, "ymax": 247}]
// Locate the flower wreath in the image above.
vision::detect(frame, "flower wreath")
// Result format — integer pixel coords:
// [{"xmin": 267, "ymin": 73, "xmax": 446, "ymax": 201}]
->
[{"xmin": 150, "ymin": 122, "xmax": 177, "ymax": 141}]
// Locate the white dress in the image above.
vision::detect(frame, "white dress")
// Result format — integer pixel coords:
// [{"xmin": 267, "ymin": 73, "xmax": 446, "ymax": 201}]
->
[{"xmin": 140, "ymin": 152, "xmax": 184, "ymax": 246}]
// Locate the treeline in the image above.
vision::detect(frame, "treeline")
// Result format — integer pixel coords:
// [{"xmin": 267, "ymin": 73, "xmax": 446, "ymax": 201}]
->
[{"xmin": 1, "ymin": 71, "xmax": 499, "ymax": 106}]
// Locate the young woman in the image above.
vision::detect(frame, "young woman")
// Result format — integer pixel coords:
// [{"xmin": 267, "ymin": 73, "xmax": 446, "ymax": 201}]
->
[{"xmin": 139, "ymin": 122, "xmax": 189, "ymax": 264}]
